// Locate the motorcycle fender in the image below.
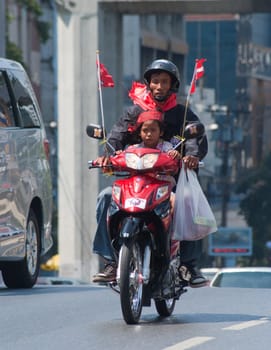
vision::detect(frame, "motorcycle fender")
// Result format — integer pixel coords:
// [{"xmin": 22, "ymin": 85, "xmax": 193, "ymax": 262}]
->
[{"xmin": 119, "ymin": 217, "xmax": 143, "ymax": 239}]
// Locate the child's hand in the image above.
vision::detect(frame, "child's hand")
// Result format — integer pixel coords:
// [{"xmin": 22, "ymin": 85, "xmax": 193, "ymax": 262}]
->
[{"xmin": 167, "ymin": 150, "xmax": 181, "ymax": 159}]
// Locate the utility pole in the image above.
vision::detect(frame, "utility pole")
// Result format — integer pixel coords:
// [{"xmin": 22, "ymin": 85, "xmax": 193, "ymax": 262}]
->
[
  {"xmin": 210, "ymin": 106, "xmax": 234, "ymax": 227},
  {"xmin": 220, "ymin": 137, "xmax": 230, "ymax": 227}
]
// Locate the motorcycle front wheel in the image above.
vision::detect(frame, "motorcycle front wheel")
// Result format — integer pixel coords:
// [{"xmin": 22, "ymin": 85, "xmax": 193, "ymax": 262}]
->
[{"xmin": 119, "ymin": 241, "xmax": 144, "ymax": 324}]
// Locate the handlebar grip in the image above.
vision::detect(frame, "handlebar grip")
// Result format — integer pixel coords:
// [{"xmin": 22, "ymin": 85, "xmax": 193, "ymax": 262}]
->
[
  {"xmin": 88, "ymin": 160, "xmax": 100, "ymax": 169},
  {"xmin": 88, "ymin": 160, "xmax": 113, "ymax": 170}
]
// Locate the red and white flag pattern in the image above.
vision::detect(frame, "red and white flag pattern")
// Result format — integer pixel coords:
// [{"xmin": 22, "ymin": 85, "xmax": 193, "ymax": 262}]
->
[{"xmin": 189, "ymin": 58, "xmax": 206, "ymax": 94}]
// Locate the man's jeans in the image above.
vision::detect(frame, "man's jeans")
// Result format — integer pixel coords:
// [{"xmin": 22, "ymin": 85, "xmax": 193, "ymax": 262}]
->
[
  {"xmin": 92, "ymin": 186, "xmax": 202, "ymax": 265},
  {"xmin": 93, "ymin": 186, "xmax": 115, "ymax": 261}
]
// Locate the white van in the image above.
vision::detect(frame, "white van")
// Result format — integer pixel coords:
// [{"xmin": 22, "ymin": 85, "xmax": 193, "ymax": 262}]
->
[{"xmin": 0, "ymin": 58, "xmax": 53, "ymax": 288}]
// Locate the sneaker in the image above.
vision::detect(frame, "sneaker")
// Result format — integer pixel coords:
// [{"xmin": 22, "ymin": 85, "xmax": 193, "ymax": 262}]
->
[
  {"xmin": 179, "ymin": 265, "xmax": 207, "ymax": 288},
  {"xmin": 92, "ymin": 262, "xmax": 117, "ymax": 283},
  {"xmin": 187, "ymin": 266, "xmax": 208, "ymax": 288}
]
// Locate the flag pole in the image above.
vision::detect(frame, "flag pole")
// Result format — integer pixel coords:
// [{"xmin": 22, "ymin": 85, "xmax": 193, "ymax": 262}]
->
[
  {"xmin": 96, "ymin": 51, "xmax": 115, "ymax": 154},
  {"xmin": 179, "ymin": 60, "xmax": 197, "ymax": 155},
  {"xmin": 96, "ymin": 50, "xmax": 106, "ymax": 144},
  {"xmin": 183, "ymin": 61, "xmax": 197, "ymax": 132}
]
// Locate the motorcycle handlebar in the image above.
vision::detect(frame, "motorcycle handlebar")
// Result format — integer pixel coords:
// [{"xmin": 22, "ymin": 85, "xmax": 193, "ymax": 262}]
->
[
  {"xmin": 88, "ymin": 160, "xmax": 98, "ymax": 169},
  {"xmin": 88, "ymin": 159, "xmax": 204, "ymax": 170},
  {"xmin": 88, "ymin": 160, "xmax": 111, "ymax": 169}
]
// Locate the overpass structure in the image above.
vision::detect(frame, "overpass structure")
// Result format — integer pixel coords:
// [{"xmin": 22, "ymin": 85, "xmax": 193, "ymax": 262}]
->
[
  {"xmin": 99, "ymin": 0, "xmax": 271, "ymax": 14},
  {"xmin": 56, "ymin": 0, "xmax": 271, "ymax": 281}
]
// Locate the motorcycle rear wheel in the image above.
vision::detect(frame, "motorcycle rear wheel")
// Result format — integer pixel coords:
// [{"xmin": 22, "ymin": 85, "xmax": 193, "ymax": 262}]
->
[
  {"xmin": 119, "ymin": 242, "xmax": 144, "ymax": 324},
  {"xmin": 155, "ymin": 298, "xmax": 176, "ymax": 317}
]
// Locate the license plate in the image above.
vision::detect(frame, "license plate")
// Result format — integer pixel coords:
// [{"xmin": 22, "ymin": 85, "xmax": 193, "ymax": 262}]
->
[{"xmin": 124, "ymin": 197, "xmax": 146, "ymax": 209}]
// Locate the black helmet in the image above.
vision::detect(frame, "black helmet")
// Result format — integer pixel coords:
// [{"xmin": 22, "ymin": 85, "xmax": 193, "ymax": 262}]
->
[{"xmin": 143, "ymin": 59, "xmax": 180, "ymax": 92}]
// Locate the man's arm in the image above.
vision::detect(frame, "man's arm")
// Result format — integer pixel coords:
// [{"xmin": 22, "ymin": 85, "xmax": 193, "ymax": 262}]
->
[
  {"xmin": 184, "ymin": 108, "xmax": 208, "ymax": 160},
  {"xmin": 104, "ymin": 105, "xmax": 142, "ymax": 154}
]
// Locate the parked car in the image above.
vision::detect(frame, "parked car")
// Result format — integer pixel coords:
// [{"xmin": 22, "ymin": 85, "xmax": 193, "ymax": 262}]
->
[
  {"xmin": 200, "ymin": 267, "xmax": 220, "ymax": 283},
  {"xmin": 0, "ymin": 58, "xmax": 53, "ymax": 288},
  {"xmin": 210, "ymin": 267, "xmax": 271, "ymax": 289}
]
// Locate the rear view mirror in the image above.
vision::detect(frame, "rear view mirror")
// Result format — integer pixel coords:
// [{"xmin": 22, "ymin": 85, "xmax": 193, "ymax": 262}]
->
[
  {"xmin": 183, "ymin": 122, "xmax": 205, "ymax": 139},
  {"xmin": 86, "ymin": 124, "xmax": 105, "ymax": 140}
]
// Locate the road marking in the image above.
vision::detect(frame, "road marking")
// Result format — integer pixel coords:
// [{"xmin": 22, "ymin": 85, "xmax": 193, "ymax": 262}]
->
[
  {"xmin": 223, "ymin": 317, "xmax": 269, "ymax": 331},
  {"xmin": 163, "ymin": 336, "xmax": 215, "ymax": 350}
]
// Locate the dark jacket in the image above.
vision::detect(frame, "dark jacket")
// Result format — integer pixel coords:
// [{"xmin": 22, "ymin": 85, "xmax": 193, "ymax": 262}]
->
[{"xmin": 105, "ymin": 104, "xmax": 208, "ymax": 160}]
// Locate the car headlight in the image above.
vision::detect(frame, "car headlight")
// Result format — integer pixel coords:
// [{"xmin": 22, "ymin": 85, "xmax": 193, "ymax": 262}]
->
[
  {"xmin": 112, "ymin": 184, "xmax": 121, "ymax": 201},
  {"xmin": 125, "ymin": 152, "xmax": 159, "ymax": 169}
]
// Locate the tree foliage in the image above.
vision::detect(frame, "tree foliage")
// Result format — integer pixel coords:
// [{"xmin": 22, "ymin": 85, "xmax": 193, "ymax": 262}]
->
[
  {"xmin": 6, "ymin": 40, "xmax": 24, "ymax": 66},
  {"xmin": 16, "ymin": 0, "xmax": 43, "ymax": 16},
  {"xmin": 6, "ymin": 0, "xmax": 50, "ymax": 64},
  {"xmin": 236, "ymin": 152, "xmax": 271, "ymax": 265}
]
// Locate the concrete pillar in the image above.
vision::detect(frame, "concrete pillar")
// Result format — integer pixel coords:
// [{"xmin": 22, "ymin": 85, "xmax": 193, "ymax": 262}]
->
[
  {"xmin": 98, "ymin": 7, "xmax": 123, "ymax": 190},
  {"xmin": 57, "ymin": 1, "xmax": 99, "ymax": 281}
]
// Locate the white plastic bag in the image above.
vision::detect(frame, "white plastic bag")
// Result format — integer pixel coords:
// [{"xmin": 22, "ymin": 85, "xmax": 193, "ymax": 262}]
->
[{"xmin": 172, "ymin": 166, "xmax": 217, "ymax": 241}]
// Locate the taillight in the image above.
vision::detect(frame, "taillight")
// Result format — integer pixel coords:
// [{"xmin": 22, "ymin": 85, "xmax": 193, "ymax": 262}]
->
[{"xmin": 43, "ymin": 139, "xmax": 50, "ymax": 161}]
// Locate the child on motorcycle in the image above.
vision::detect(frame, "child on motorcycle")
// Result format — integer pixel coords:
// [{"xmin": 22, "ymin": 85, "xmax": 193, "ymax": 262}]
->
[
  {"xmin": 134, "ymin": 109, "xmax": 180, "ymax": 253},
  {"xmin": 131, "ymin": 109, "xmax": 180, "ymax": 158},
  {"xmin": 126, "ymin": 109, "xmax": 180, "ymax": 202}
]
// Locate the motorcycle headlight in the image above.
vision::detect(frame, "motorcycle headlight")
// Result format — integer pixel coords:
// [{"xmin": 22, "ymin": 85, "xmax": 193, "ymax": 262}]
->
[
  {"xmin": 125, "ymin": 152, "xmax": 159, "ymax": 170},
  {"xmin": 125, "ymin": 153, "xmax": 139, "ymax": 169},
  {"xmin": 156, "ymin": 185, "xmax": 169, "ymax": 200},
  {"xmin": 112, "ymin": 184, "xmax": 121, "ymax": 201}
]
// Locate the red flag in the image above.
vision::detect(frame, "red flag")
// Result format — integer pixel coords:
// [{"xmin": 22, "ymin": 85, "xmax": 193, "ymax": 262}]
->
[
  {"xmin": 189, "ymin": 58, "xmax": 206, "ymax": 94},
  {"xmin": 97, "ymin": 61, "xmax": 114, "ymax": 87}
]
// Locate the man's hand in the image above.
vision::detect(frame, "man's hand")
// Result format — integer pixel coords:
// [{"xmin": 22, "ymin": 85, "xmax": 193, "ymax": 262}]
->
[
  {"xmin": 182, "ymin": 155, "xmax": 199, "ymax": 169},
  {"xmin": 94, "ymin": 156, "xmax": 111, "ymax": 166}
]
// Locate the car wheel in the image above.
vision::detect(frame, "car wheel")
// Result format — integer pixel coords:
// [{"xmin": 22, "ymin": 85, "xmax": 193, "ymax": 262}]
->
[{"xmin": 1, "ymin": 209, "xmax": 41, "ymax": 288}]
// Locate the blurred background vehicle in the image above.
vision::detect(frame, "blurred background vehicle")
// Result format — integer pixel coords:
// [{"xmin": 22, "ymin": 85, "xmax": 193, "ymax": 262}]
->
[
  {"xmin": 0, "ymin": 58, "xmax": 53, "ymax": 289},
  {"xmin": 200, "ymin": 267, "xmax": 220, "ymax": 283},
  {"xmin": 210, "ymin": 267, "xmax": 271, "ymax": 288}
]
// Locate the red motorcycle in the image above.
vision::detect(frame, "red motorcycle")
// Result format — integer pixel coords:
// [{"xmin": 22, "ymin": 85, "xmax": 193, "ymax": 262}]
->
[{"xmin": 87, "ymin": 123, "xmax": 204, "ymax": 324}]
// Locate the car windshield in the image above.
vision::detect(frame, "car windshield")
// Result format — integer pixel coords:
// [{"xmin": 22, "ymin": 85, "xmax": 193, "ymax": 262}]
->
[{"xmin": 212, "ymin": 271, "xmax": 271, "ymax": 288}]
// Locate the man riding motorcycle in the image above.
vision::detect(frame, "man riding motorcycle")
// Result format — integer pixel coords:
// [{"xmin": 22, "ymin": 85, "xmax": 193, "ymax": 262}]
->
[{"xmin": 92, "ymin": 58, "xmax": 208, "ymax": 288}]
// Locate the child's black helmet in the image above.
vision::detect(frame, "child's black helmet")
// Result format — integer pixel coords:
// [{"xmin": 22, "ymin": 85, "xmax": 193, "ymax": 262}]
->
[{"xmin": 143, "ymin": 59, "xmax": 180, "ymax": 92}]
